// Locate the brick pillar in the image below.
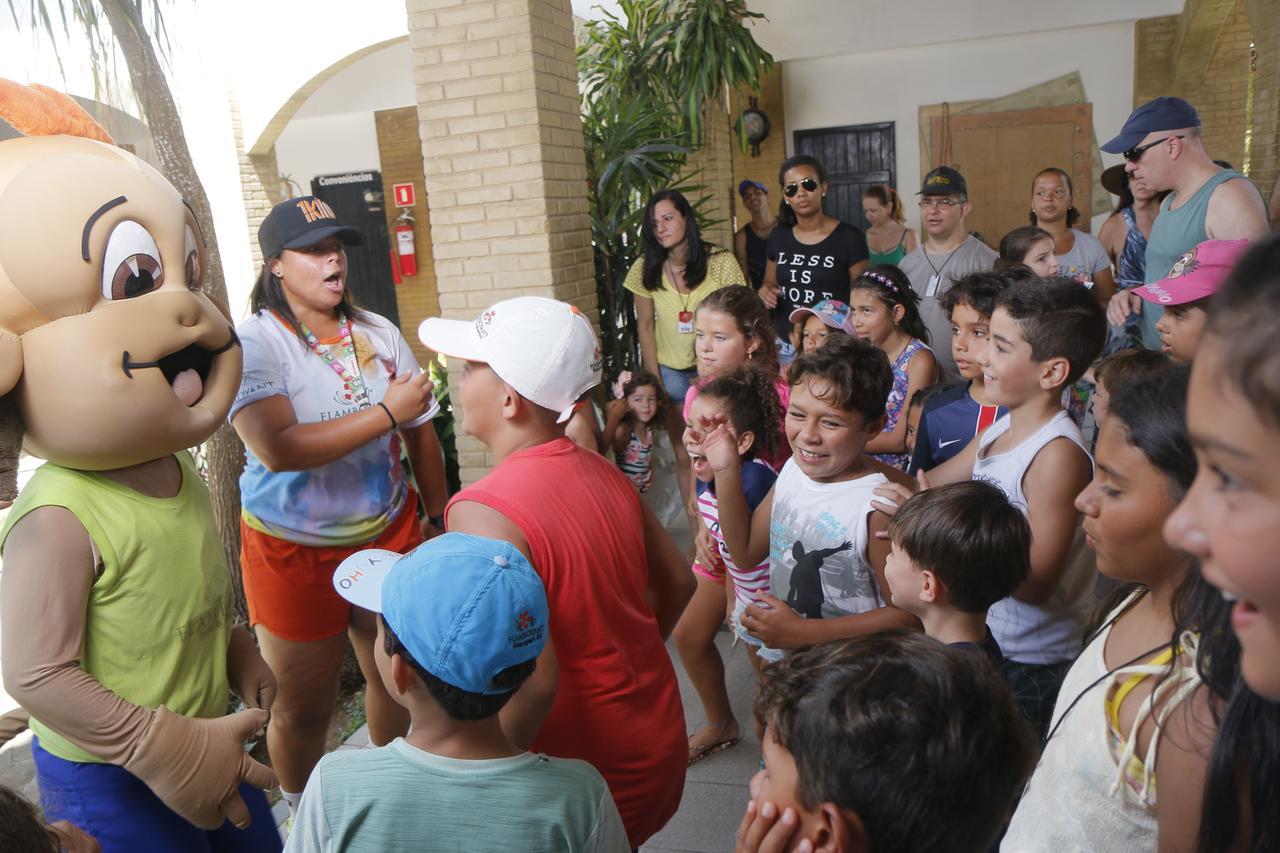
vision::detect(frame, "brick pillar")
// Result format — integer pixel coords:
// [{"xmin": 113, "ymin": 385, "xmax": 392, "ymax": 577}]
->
[
  {"xmin": 405, "ymin": 0, "xmax": 594, "ymax": 484},
  {"xmin": 684, "ymin": 96, "xmax": 737, "ymax": 249},
  {"xmin": 231, "ymin": 96, "xmax": 286, "ymax": 275},
  {"xmin": 1244, "ymin": 0, "xmax": 1280, "ymax": 192}
]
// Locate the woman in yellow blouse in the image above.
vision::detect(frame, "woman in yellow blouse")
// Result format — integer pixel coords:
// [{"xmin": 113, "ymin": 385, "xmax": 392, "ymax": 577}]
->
[{"xmin": 624, "ymin": 190, "xmax": 746, "ymax": 513}]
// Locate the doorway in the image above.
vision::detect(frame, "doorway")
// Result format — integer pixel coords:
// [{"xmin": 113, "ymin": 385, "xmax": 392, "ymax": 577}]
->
[
  {"xmin": 794, "ymin": 122, "xmax": 895, "ymax": 231},
  {"xmin": 312, "ymin": 171, "xmax": 401, "ymax": 325}
]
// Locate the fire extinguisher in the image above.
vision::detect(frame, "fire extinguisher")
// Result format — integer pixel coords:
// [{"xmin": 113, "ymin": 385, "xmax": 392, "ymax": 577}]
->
[{"xmin": 395, "ymin": 210, "xmax": 417, "ymax": 278}]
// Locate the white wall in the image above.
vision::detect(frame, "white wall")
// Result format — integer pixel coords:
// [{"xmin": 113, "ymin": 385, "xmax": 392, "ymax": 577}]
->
[
  {"xmin": 782, "ymin": 20, "xmax": 1137, "ymax": 233},
  {"xmin": 217, "ymin": 0, "xmax": 410, "ymax": 152},
  {"xmin": 272, "ymin": 41, "xmax": 416, "ymax": 196}
]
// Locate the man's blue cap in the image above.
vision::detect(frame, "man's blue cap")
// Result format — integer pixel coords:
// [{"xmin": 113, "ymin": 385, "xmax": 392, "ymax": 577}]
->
[
  {"xmin": 333, "ymin": 533, "xmax": 548, "ymax": 695},
  {"xmin": 1101, "ymin": 97, "xmax": 1201, "ymax": 154},
  {"xmin": 738, "ymin": 179, "xmax": 768, "ymax": 196}
]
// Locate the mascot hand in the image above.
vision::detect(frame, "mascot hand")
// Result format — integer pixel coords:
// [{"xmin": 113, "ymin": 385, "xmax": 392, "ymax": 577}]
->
[
  {"xmin": 226, "ymin": 627, "xmax": 277, "ymax": 711},
  {"xmin": 125, "ymin": 706, "xmax": 276, "ymax": 830}
]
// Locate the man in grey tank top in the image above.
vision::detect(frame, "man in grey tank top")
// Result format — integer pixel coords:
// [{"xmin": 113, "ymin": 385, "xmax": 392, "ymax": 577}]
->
[{"xmin": 1101, "ymin": 97, "xmax": 1269, "ymax": 349}]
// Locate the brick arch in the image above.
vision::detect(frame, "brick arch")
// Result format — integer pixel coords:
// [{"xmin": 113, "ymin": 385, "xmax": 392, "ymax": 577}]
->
[{"xmin": 245, "ymin": 35, "xmax": 408, "ymax": 157}]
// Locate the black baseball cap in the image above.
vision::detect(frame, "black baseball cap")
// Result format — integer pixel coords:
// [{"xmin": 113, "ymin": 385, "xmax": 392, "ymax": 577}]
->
[
  {"xmin": 258, "ymin": 196, "xmax": 364, "ymax": 259},
  {"xmin": 918, "ymin": 166, "xmax": 967, "ymax": 197},
  {"xmin": 1102, "ymin": 97, "xmax": 1201, "ymax": 154}
]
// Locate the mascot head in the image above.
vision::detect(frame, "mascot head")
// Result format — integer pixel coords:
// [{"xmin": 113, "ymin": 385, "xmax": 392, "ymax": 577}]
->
[{"xmin": 0, "ymin": 81, "xmax": 241, "ymax": 472}]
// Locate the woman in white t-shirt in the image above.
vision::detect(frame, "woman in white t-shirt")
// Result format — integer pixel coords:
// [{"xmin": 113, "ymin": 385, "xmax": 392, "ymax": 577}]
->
[
  {"xmin": 1030, "ymin": 167, "xmax": 1116, "ymax": 305},
  {"xmin": 230, "ymin": 196, "xmax": 448, "ymax": 814}
]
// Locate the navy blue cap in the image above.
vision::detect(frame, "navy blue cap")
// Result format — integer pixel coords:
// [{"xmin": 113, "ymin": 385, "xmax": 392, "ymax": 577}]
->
[
  {"xmin": 738, "ymin": 179, "xmax": 768, "ymax": 196},
  {"xmin": 1102, "ymin": 97, "xmax": 1201, "ymax": 154},
  {"xmin": 918, "ymin": 166, "xmax": 967, "ymax": 197},
  {"xmin": 258, "ymin": 196, "xmax": 364, "ymax": 259}
]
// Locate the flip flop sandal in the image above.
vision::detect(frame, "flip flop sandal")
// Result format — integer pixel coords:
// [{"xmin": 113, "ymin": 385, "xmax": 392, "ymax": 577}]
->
[{"xmin": 687, "ymin": 725, "xmax": 741, "ymax": 766}]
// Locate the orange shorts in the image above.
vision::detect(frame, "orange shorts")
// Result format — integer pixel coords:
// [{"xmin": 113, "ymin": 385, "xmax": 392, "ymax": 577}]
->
[{"xmin": 240, "ymin": 496, "xmax": 423, "ymax": 642}]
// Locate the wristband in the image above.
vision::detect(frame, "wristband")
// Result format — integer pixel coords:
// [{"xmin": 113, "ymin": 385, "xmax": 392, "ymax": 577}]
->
[
  {"xmin": 427, "ymin": 514, "xmax": 446, "ymax": 530},
  {"xmin": 377, "ymin": 402, "xmax": 397, "ymax": 431}
]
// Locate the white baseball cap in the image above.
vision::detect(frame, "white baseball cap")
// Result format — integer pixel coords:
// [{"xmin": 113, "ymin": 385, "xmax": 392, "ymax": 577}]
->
[{"xmin": 419, "ymin": 297, "xmax": 602, "ymax": 423}]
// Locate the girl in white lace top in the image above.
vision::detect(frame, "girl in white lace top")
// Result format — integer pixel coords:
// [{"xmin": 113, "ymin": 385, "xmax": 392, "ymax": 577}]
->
[{"xmin": 1003, "ymin": 366, "xmax": 1218, "ymax": 852}]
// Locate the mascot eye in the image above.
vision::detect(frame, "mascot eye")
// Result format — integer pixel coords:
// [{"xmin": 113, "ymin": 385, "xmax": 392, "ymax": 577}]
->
[
  {"xmin": 100, "ymin": 220, "xmax": 164, "ymax": 301},
  {"xmin": 184, "ymin": 224, "xmax": 203, "ymax": 291}
]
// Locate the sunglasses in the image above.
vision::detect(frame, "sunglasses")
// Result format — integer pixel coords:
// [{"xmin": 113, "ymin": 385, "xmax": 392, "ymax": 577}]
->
[
  {"xmin": 1123, "ymin": 135, "xmax": 1184, "ymax": 163},
  {"xmin": 784, "ymin": 178, "xmax": 820, "ymax": 197}
]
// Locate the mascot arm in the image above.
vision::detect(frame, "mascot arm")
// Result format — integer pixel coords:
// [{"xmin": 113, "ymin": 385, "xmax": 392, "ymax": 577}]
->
[
  {"xmin": 1, "ymin": 506, "xmax": 277, "ymax": 830},
  {"xmin": 1, "ymin": 505, "xmax": 152, "ymax": 762},
  {"xmin": 225, "ymin": 624, "xmax": 276, "ymax": 711}
]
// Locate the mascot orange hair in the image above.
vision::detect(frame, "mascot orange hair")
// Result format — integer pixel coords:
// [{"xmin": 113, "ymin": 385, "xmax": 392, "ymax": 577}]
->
[{"xmin": 0, "ymin": 81, "xmax": 281, "ymax": 851}]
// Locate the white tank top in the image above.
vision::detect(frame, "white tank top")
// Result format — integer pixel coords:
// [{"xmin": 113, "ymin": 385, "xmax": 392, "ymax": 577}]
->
[
  {"xmin": 1002, "ymin": 594, "xmax": 1203, "ymax": 852},
  {"xmin": 974, "ymin": 411, "xmax": 1096, "ymax": 663},
  {"xmin": 768, "ymin": 460, "xmax": 887, "ymax": 625}
]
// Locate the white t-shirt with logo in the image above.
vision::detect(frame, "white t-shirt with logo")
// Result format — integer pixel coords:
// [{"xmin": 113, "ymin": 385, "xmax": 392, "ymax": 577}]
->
[{"xmin": 231, "ymin": 310, "xmax": 438, "ymax": 546}]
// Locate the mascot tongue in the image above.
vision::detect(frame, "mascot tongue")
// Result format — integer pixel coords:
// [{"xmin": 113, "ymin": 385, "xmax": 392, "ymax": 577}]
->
[{"xmin": 171, "ymin": 369, "xmax": 203, "ymax": 406}]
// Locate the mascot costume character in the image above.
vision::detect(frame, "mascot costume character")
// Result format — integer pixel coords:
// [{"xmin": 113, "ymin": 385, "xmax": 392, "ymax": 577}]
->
[{"xmin": 0, "ymin": 81, "xmax": 282, "ymax": 852}]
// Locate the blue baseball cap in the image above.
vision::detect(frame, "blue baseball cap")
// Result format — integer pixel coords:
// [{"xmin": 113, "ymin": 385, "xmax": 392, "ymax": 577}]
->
[
  {"xmin": 333, "ymin": 533, "xmax": 548, "ymax": 695},
  {"xmin": 1102, "ymin": 97, "xmax": 1201, "ymax": 154},
  {"xmin": 738, "ymin": 179, "xmax": 768, "ymax": 196}
]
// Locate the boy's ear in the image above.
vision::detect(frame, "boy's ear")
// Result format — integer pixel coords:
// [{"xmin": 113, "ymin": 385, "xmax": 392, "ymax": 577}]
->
[
  {"xmin": 1037, "ymin": 356, "xmax": 1071, "ymax": 391},
  {"xmin": 389, "ymin": 654, "xmax": 414, "ymax": 698},
  {"xmin": 863, "ymin": 413, "xmax": 886, "ymax": 439},
  {"xmin": 735, "ymin": 428, "xmax": 756, "ymax": 456},
  {"xmin": 920, "ymin": 569, "xmax": 941, "ymax": 604},
  {"xmin": 815, "ymin": 802, "xmax": 868, "ymax": 853}
]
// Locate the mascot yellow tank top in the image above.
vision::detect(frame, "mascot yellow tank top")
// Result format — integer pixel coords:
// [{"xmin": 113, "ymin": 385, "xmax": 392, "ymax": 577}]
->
[{"xmin": 0, "ymin": 452, "xmax": 232, "ymax": 764}]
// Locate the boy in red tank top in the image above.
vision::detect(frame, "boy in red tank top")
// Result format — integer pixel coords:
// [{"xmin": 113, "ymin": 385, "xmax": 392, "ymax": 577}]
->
[{"xmin": 420, "ymin": 297, "xmax": 695, "ymax": 848}]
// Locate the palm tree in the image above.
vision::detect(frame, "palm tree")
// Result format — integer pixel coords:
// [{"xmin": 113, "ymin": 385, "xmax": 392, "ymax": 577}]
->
[{"xmin": 9, "ymin": 0, "xmax": 249, "ymax": 617}]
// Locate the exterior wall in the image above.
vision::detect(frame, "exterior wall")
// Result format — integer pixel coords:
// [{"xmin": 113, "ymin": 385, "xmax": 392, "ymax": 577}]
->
[
  {"xmin": 375, "ymin": 106, "xmax": 440, "ymax": 368},
  {"xmin": 406, "ymin": 0, "xmax": 594, "ymax": 485},
  {"xmin": 683, "ymin": 97, "xmax": 737, "ymax": 250},
  {"xmin": 730, "ymin": 65, "xmax": 787, "ymax": 229},
  {"xmin": 779, "ymin": 21, "xmax": 1138, "ymax": 232},
  {"xmin": 1245, "ymin": 0, "xmax": 1280, "ymax": 193},
  {"xmin": 1134, "ymin": 1, "xmax": 1254, "ymax": 169}
]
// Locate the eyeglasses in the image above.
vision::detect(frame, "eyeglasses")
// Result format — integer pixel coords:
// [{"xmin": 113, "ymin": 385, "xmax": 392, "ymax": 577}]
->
[
  {"xmin": 784, "ymin": 178, "xmax": 820, "ymax": 197},
  {"xmin": 1123, "ymin": 135, "xmax": 1184, "ymax": 163},
  {"xmin": 919, "ymin": 198, "xmax": 962, "ymax": 209}
]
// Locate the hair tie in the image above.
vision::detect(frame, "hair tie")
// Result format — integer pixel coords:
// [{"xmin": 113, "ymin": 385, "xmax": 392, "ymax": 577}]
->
[
  {"xmin": 861, "ymin": 270, "xmax": 899, "ymax": 294},
  {"xmin": 612, "ymin": 370, "xmax": 633, "ymax": 400}
]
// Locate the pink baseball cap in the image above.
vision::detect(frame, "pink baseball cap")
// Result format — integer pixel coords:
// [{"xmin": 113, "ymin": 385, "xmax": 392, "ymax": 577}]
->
[
  {"xmin": 1133, "ymin": 239, "xmax": 1250, "ymax": 306},
  {"xmin": 419, "ymin": 297, "xmax": 602, "ymax": 423}
]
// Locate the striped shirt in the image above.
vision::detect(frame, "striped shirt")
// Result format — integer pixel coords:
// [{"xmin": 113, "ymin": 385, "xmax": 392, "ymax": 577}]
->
[{"xmin": 697, "ymin": 459, "xmax": 777, "ymax": 608}]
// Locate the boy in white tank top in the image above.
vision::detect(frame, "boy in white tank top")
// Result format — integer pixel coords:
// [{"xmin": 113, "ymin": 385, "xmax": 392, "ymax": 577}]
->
[
  {"xmin": 890, "ymin": 279, "xmax": 1107, "ymax": 736},
  {"xmin": 700, "ymin": 337, "xmax": 918, "ymax": 657}
]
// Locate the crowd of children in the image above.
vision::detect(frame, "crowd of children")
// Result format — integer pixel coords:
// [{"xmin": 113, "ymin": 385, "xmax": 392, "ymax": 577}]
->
[{"xmin": 6, "ymin": 144, "xmax": 1280, "ymax": 853}]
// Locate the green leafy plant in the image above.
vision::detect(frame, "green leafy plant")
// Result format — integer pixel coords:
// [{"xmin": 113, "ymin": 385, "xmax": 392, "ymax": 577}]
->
[{"xmin": 578, "ymin": 0, "xmax": 772, "ymax": 382}]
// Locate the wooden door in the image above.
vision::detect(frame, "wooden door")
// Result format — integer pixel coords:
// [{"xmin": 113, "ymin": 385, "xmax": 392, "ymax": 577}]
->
[
  {"xmin": 795, "ymin": 122, "xmax": 895, "ymax": 231},
  {"xmin": 929, "ymin": 104, "xmax": 1092, "ymax": 248}
]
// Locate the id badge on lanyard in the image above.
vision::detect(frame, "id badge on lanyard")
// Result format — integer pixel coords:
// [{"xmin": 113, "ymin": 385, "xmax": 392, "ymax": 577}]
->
[{"xmin": 677, "ymin": 310, "xmax": 694, "ymax": 334}]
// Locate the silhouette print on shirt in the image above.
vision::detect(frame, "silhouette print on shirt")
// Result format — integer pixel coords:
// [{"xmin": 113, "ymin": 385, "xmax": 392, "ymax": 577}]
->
[{"xmin": 787, "ymin": 540, "xmax": 853, "ymax": 619}]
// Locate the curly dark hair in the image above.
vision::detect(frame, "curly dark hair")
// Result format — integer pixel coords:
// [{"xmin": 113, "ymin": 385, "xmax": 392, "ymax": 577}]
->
[
  {"xmin": 786, "ymin": 334, "xmax": 892, "ymax": 423},
  {"xmin": 698, "ymin": 365, "xmax": 784, "ymax": 461}
]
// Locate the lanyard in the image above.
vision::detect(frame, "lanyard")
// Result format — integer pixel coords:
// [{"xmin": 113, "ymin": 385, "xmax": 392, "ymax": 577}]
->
[{"xmin": 287, "ymin": 312, "xmax": 372, "ymax": 410}]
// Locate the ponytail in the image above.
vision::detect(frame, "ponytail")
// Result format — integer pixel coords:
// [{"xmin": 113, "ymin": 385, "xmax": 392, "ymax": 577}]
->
[
  {"xmin": 863, "ymin": 185, "xmax": 905, "ymax": 223},
  {"xmin": 851, "ymin": 265, "xmax": 929, "ymax": 343}
]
